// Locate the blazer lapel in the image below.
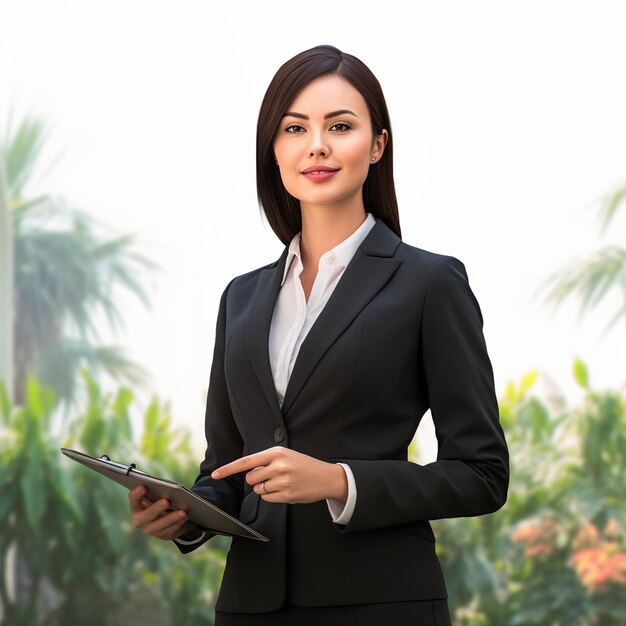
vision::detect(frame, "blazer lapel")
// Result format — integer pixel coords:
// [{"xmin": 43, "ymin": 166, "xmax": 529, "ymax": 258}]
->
[
  {"xmin": 245, "ymin": 248, "xmax": 289, "ymax": 424},
  {"xmin": 281, "ymin": 220, "xmax": 402, "ymax": 416}
]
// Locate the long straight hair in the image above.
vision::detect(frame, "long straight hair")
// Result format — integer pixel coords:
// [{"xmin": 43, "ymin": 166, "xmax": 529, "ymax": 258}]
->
[{"xmin": 256, "ymin": 45, "xmax": 401, "ymax": 245}]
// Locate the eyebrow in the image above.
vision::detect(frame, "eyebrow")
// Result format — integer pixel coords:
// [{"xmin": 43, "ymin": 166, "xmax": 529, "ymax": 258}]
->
[{"xmin": 282, "ymin": 109, "xmax": 358, "ymax": 120}]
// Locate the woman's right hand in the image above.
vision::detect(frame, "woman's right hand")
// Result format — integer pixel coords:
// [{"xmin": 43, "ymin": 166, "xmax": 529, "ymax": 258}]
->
[{"xmin": 129, "ymin": 484, "xmax": 196, "ymax": 541}]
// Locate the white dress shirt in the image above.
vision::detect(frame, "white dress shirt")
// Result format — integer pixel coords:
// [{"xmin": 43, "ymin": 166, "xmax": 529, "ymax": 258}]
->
[
  {"xmin": 268, "ymin": 213, "xmax": 376, "ymax": 525},
  {"xmin": 176, "ymin": 214, "xmax": 376, "ymax": 545}
]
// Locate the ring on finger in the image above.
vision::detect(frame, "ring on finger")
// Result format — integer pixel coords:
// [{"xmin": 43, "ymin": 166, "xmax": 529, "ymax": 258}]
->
[{"xmin": 262, "ymin": 481, "xmax": 270, "ymax": 494}]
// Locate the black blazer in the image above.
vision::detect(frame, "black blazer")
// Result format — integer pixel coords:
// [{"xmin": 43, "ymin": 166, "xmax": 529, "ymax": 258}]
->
[{"xmin": 179, "ymin": 219, "xmax": 509, "ymax": 614}]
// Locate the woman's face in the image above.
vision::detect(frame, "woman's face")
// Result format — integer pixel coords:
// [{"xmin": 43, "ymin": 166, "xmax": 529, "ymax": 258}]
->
[{"xmin": 273, "ymin": 74, "xmax": 387, "ymax": 214}]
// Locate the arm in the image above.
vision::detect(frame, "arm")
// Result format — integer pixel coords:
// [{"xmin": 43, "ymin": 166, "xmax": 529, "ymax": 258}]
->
[
  {"xmin": 339, "ymin": 257, "xmax": 509, "ymax": 533},
  {"xmin": 326, "ymin": 463, "xmax": 357, "ymax": 524},
  {"xmin": 129, "ymin": 283, "xmax": 243, "ymax": 551},
  {"xmin": 177, "ymin": 281, "xmax": 245, "ymax": 552},
  {"xmin": 190, "ymin": 282, "xmax": 245, "ymax": 509}
]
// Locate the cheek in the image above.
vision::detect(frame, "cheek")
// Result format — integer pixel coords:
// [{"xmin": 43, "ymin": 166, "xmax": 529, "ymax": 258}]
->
[
  {"xmin": 273, "ymin": 144, "xmax": 299, "ymax": 194},
  {"xmin": 277, "ymin": 168, "xmax": 296, "ymax": 195},
  {"xmin": 272, "ymin": 142, "xmax": 291, "ymax": 181},
  {"xmin": 273, "ymin": 137, "xmax": 295, "ymax": 167},
  {"xmin": 342, "ymin": 135, "xmax": 375, "ymax": 168}
]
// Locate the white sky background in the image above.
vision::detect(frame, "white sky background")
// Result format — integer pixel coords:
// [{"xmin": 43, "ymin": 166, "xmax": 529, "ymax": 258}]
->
[{"xmin": 2, "ymin": 0, "xmax": 625, "ymax": 462}]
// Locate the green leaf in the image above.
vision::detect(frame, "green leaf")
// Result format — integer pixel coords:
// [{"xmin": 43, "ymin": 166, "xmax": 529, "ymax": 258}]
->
[
  {"xmin": 0, "ymin": 379, "xmax": 11, "ymax": 424},
  {"xmin": 573, "ymin": 358, "xmax": 590, "ymax": 389},
  {"xmin": 25, "ymin": 376, "xmax": 43, "ymax": 418},
  {"xmin": 94, "ymin": 493, "xmax": 126, "ymax": 553},
  {"xmin": 114, "ymin": 386, "xmax": 133, "ymax": 409},
  {"xmin": 52, "ymin": 461, "xmax": 83, "ymax": 523},
  {"xmin": 40, "ymin": 385, "xmax": 57, "ymax": 416},
  {"xmin": 145, "ymin": 398, "xmax": 159, "ymax": 432},
  {"xmin": 520, "ymin": 370, "xmax": 538, "ymax": 394},
  {"xmin": 599, "ymin": 181, "xmax": 626, "ymax": 233},
  {"xmin": 0, "ymin": 489, "xmax": 15, "ymax": 528},
  {"xmin": 20, "ymin": 454, "xmax": 46, "ymax": 529}
]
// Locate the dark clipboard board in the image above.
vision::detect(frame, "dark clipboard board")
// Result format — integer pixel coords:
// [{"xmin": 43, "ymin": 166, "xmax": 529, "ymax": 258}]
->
[{"xmin": 60, "ymin": 448, "xmax": 268, "ymax": 542}]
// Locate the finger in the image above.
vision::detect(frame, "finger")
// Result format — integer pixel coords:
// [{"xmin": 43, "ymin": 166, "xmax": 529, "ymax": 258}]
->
[
  {"xmin": 143, "ymin": 508, "xmax": 189, "ymax": 538},
  {"xmin": 244, "ymin": 466, "xmax": 272, "ymax": 487},
  {"xmin": 260, "ymin": 491, "xmax": 290, "ymax": 504},
  {"xmin": 253, "ymin": 481, "xmax": 265, "ymax": 495},
  {"xmin": 128, "ymin": 485, "xmax": 148, "ymax": 513},
  {"xmin": 212, "ymin": 450, "xmax": 276, "ymax": 479},
  {"xmin": 132, "ymin": 498, "xmax": 173, "ymax": 529},
  {"xmin": 252, "ymin": 477, "xmax": 276, "ymax": 495}
]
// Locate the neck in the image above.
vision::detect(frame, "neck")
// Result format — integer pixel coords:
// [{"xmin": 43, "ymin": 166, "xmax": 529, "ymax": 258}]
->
[{"xmin": 299, "ymin": 203, "xmax": 367, "ymax": 271}]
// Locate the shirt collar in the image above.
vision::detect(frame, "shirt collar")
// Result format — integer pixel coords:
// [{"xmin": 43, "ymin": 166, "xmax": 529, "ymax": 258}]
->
[
  {"xmin": 281, "ymin": 233, "xmax": 303, "ymax": 286},
  {"xmin": 281, "ymin": 213, "xmax": 376, "ymax": 286}
]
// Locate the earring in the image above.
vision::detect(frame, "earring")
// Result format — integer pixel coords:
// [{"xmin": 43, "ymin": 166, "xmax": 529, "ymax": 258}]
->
[{"xmin": 371, "ymin": 157, "xmax": 376, "ymax": 162}]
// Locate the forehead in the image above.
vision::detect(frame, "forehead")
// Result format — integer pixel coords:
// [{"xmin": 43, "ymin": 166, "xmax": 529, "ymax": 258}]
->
[{"xmin": 287, "ymin": 74, "xmax": 369, "ymax": 116}]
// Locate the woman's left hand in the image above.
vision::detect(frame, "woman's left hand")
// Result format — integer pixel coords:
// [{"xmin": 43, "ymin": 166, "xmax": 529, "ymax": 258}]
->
[{"xmin": 211, "ymin": 447, "xmax": 348, "ymax": 505}]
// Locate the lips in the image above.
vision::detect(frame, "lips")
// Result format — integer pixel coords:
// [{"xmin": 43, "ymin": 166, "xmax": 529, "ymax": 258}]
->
[
  {"xmin": 301, "ymin": 165, "xmax": 340, "ymax": 174},
  {"xmin": 300, "ymin": 165, "xmax": 340, "ymax": 183}
]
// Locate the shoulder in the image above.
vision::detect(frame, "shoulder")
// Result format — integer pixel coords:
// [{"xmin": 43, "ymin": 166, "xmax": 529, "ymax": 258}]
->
[
  {"xmin": 398, "ymin": 240, "xmax": 463, "ymax": 271},
  {"xmin": 396, "ymin": 242, "xmax": 482, "ymax": 324},
  {"xmin": 393, "ymin": 238, "xmax": 470, "ymax": 294},
  {"xmin": 228, "ymin": 259, "xmax": 279, "ymax": 290},
  {"xmin": 359, "ymin": 219, "xmax": 473, "ymax": 301},
  {"xmin": 369, "ymin": 219, "xmax": 467, "ymax": 278},
  {"xmin": 217, "ymin": 250, "xmax": 287, "ymax": 304}
]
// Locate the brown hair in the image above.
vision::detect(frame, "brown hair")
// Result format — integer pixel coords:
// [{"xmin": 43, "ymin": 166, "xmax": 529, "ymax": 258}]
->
[{"xmin": 256, "ymin": 44, "xmax": 401, "ymax": 245}]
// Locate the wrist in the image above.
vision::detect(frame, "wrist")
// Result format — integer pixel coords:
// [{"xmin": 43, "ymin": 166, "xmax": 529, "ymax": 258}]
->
[
  {"xmin": 177, "ymin": 522, "xmax": 203, "ymax": 541},
  {"xmin": 326, "ymin": 462, "xmax": 348, "ymax": 502}
]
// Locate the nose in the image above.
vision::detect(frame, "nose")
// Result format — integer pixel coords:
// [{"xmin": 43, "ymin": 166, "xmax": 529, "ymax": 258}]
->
[{"xmin": 308, "ymin": 129, "xmax": 329, "ymax": 159}]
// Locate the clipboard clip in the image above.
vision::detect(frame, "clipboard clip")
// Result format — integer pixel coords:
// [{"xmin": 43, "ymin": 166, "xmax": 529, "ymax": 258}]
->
[{"xmin": 99, "ymin": 454, "xmax": 138, "ymax": 476}]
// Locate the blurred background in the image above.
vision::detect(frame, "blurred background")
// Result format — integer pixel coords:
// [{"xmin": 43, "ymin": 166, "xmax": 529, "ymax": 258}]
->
[{"xmin": 1, "ymin": 1, "xmax": 624, "ymax": 624}]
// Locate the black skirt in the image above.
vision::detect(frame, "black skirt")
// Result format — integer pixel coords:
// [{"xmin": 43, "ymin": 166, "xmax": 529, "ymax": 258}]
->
[{"xmin": 215, "ymin": 598, "xmax": 451, "ymax": 626}]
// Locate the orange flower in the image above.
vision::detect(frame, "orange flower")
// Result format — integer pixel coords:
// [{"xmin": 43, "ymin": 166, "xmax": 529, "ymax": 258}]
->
[
  {"xmin": 512, "ymin": 521, "xmax": 541, "ymax": 543},
  {"xmin": 512, "ymin": 517, "xmax": 561, "ymax": 561},
  {"xmin": 570, "ymin": 543, "xmax": 626, "ymax": 593},
  {"xmin": 572, "ymin": 522, "xmax": 600, "ymax": 550},
  {"xmin": 524, "ymin": 543, "xmax": 554, "ymax": 558},
  {"xmin": 609, "ymin": 552, "xmax": 626, "ymax": 584}
]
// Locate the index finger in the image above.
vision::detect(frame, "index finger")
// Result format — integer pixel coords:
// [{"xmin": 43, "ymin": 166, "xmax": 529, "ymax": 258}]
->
[
  {"xmin": 128, "ymin": 485, "xmax": 149, "ymax": 512},
  {"xmin": 212, "ymin": 450, "xmax": 275, "ymax": 479}
]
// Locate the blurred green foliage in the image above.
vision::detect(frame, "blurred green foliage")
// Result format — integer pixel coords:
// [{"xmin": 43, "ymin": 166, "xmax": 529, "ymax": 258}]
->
[
  {"xmin": 0, "ymin": 372, "xmax": 227, "ymax": 626},
  {"xmin": 1, "ymin": 362, "xmax": 625, "ymax": 625},
  {"xmin": 2, "ymin": 114, "xmax": 157, "ymax": 409},
  {"xmin": 541, "ymin": 179, "xmax": 626, "ymax": 331},
  {"xmin": 436, "ymin": 359, "xmax": 626, "ymax": 625}
]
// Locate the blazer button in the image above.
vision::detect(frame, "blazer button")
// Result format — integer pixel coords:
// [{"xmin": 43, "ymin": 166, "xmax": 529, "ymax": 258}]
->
[{"xmin": 273, "ymin": 427, "xmax": 285, "ymax": 444}]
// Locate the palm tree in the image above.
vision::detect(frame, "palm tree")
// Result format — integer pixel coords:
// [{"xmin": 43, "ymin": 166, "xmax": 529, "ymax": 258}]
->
[
  {"xmin": 1, "ymin": 114, "xmax": 158, "ymax": 407},
  {"xmin": 0, "ymin": 148, "xmax": 12, "ymax": 399},
  {"xmin": 541, "ymin": 180, "xmax": 626, "ymax": 331}
]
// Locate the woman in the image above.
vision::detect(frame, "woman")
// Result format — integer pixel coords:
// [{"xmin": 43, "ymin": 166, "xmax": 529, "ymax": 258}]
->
[{"xmin": 129, "ymin": 44, "xmax": 509, "ymax": 625}]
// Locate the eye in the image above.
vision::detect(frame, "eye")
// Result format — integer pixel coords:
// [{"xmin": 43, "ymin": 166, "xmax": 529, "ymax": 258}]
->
[
  {"xmin": 330, "ymin": 122, "xmax": 352, "ymax": 132},
  {"xmin": 285, "ymin": 124, "xmax": 305, "ymax": 133}
]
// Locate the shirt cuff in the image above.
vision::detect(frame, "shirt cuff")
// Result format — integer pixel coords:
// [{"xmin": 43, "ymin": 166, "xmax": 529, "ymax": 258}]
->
[
  {"xmin": 173, "ymin": 530, "xmax": 207, "ymax": 546},
  {"xmin": 326, "ymin": 463, "xmax": 357, "ymax": 525}
]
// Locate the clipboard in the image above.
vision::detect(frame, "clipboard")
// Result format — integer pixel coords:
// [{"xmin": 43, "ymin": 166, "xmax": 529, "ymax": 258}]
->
[{"xmin": 60, "ymin": 447, "xmax": 268, "ymax": 542}]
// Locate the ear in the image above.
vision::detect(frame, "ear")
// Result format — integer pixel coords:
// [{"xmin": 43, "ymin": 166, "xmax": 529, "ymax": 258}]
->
[{"xmin": 370, "ymin": 129, "xmax": 388, "ymax": 163}]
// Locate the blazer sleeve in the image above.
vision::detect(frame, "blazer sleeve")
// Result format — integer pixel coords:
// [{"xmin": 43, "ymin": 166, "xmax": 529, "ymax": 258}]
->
[
  {"xmin": 176, "ymin": 281, "xmax": 245, "ymax": 553},
  {"xmin": 339, "ymin": 256, "xmax": 509, "ymax": 533}
]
